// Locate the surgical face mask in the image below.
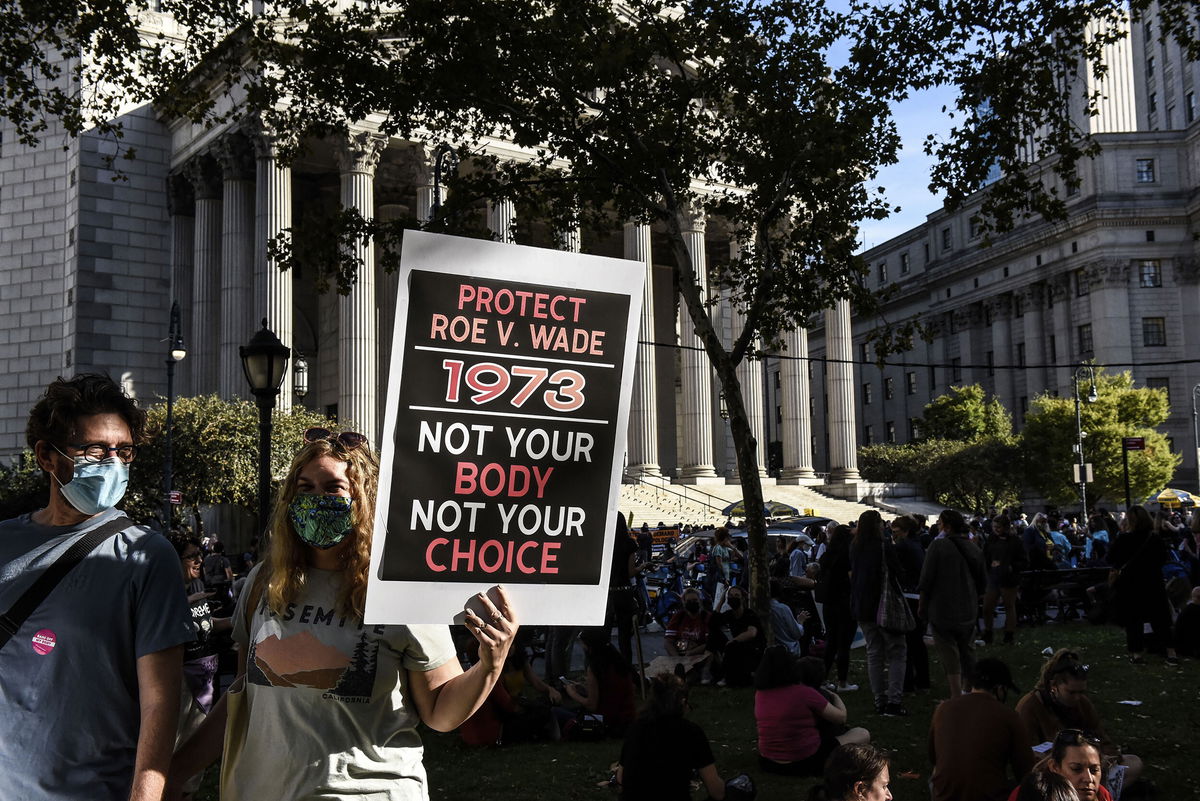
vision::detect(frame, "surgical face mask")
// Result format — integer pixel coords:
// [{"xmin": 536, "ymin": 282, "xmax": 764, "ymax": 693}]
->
[
  {"xmin": 289, "ymin": 493, "xmax": 354, "ymax": 549},
  {"xmin": 52, "ymin": 448, "xmax": 129, "ymax": 515}
]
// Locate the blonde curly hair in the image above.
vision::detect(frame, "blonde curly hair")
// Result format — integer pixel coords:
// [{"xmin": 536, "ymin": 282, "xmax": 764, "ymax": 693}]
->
[{"xmin": 262, "ymin": 438, "xmax": 379, "ymax": 620}]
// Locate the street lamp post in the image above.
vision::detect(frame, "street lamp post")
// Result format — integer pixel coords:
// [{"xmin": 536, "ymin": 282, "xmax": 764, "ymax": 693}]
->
[
  {"xmin": 1191, "ymin": 384, "xmax": 1200, "ymax": 498},
  {"xmin": 240, "ymin": 320, "xmax": 291, "ymax": 535},
  {"xmin": 1072, "ymin": 364, "xmax": 1098, "ymax": 519},
  {"xmin": 163, "ymin": 301, "xmax": 186, "ymax": 530}
]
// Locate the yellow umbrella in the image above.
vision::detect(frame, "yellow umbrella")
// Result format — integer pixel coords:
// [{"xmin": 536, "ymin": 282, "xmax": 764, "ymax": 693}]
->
[{"xmin": 1154, "ymin": 488, "xmax": 1195, "ymax": 508}]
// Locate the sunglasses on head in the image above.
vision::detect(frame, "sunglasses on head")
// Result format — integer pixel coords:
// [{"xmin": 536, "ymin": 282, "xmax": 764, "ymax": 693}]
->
[
  {"xmin": 1051, "ymin": 656, "xmax": 1090, "ymax": 679},
  {"xmin": 303, "ymin": 427, "xmax": 368, "ymax": 451},
  {"xmin": 1055, "ymin": 728, "xmax": 1102, "ymax": 747}
]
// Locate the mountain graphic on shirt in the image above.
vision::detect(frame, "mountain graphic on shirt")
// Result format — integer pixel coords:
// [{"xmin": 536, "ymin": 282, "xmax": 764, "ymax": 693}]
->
[{"xmin": 252, "ymin": 630, "xmax": 352, "ymax": 690}]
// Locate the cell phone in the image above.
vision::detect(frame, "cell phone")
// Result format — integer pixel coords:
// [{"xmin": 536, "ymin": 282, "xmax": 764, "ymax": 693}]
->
[
  {"xmin": 559, "ymin": 675, "xmax": 573, "ymax": 685},
  {"xmin": 452, "ymin": 585, "xmax": 506, "ymax": 627}
]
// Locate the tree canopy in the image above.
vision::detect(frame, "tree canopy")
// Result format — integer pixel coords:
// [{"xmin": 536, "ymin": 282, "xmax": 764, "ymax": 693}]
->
[{"xmin": 919, "ymin": 384, "xmax": 1013, "ymax": 443}]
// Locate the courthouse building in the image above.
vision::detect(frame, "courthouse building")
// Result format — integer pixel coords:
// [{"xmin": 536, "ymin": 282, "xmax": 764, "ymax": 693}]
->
[{"xmin": 1, "ymin": 7, "xmax": 1195, "ymax": 497}]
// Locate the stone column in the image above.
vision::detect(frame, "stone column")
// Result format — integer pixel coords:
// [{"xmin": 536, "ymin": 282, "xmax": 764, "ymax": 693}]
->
[
  {"xmin": 1020, "ymin": 284, "xmax": 1047, "ymax": 399},
  {"xmin": 335, "ymin": 130, "xmax": 386, "ymax": 443},
  {"xmin": 825, "ymin": 298, "xmax": 860, "ymax": 482},
  {"xmin": 1087, "ymin": 260, "xmax": 1133, "ymax": 365},
  {"xmin": 487, "ymin": 197, "xmax": 516, "ymax": 243},
  {"xmin": 253, "ymin": 127, "xmax": 294, "ymax": 411},
  {"xmin": 376, "ymin": 197, "xmax": 406, "ymax": 424},
  {"xmin": 1050, "ymin": 274, "xmax": 1072, "ymax": 393},
  {"xmin": 779, "ymin": 325, "xmax": 816, "ymax": 483},
  {"xmin": 186, "ymin": 155, "xmax": 222, "ymax": 394},
  {"xmin": 988, "ymin": 295, "xmax": 1015, "ymax": 410},
  {"xmin": 676, "ymin": 206, "xmax": 719, "ymax": 482},
  {"xmin": 1174, "ymin": 258, "xmax": 1200, "ymax": 488},
  {"xmin": 556, "ymin": 224, "xmax": 582, "ymax": 253},
  {"xmin": 728, "ymin": 293, "xmax": 770, "ymax": 482},
  {"xmin": 217, "ymin": 133, "xmax": 256, "ymax": 400},
  {"xmin": 414, "ymin": 147, "xmax": 445, "ymax": 224},
  {"xmin": 624, "ymin": 221, "xmax": 660, "ymax": 478},
  {"xmin": 167, "ymin": 173, "xmax": 194, "ymax": 397},
  {"xmin": 954, "ymin": 305, "xmax": 979, "ymax": 387}
]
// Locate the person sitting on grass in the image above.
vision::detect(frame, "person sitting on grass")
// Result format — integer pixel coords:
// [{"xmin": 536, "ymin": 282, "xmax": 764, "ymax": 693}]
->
[
  {"xmin": 1009, "ymin": 728, "xmax": 1112, "ymax": 801},
  {"xmin": 558, "ymin": 629, "xmax": 636, "ymax": 739},
  {"xmin": 665, "ymin": 587, "xmax": 711, "ymax": 681},
  {"xmin": 1015, "ymin": 649, "xmax": 1142, "ymax": 796},
  {"xmin": 806, "ymin": 743, "xmax": 893, "ymax": 801},
  {"xmin": 616, "ymin": 673, "xmax": 725, "ymax": 801},
  {"xmin": 755, "ymin": 645, "xmax": 870, "ymax": 777},
  {"xmin": 708, "ymin": 584, "xmax": 765, "ymax": 687}
]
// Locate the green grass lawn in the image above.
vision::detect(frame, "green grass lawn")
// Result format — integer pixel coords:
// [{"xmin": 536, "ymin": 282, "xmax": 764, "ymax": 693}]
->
[{"xmin": 199, "ymin": 623, "xmax": 1200, "ymax": 800}]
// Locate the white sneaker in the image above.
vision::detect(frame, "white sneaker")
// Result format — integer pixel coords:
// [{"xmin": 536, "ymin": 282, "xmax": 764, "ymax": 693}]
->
[
  {"xmin": 836, "ymin": 682, "xmax": 859, "ymax": 692},
  {"xmin": 822, "ymin": 681, "xmax": 837, "ymax": 691}
]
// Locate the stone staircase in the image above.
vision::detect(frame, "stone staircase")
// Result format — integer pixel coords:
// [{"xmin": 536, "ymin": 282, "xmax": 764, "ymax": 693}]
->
[{"xmin": 619, "ymin": 478, "xmax": 884, "ymax": 529}]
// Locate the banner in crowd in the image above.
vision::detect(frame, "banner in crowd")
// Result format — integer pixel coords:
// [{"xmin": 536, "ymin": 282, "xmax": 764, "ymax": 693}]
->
[{"xmin": 366, "ymin": 231, "xmax": 644, "ymax": 624}]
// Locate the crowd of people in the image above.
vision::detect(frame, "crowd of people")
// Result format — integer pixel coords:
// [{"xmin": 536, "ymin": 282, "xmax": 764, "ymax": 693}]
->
[{"xmin": 2, "ymin": 372, "xmax": 1197, "ymax": 801}]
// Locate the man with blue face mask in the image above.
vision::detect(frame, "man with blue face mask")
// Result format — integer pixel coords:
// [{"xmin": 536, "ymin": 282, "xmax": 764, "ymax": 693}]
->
[{"xmin": 0, "ymin": 373, "xmax": 193, "ymax": 801}]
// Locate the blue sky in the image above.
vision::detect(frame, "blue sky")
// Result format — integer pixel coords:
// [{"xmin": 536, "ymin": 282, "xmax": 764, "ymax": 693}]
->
[{"xmin": 858, "ymin": 86, "xmax": 960, "ymax": 252}]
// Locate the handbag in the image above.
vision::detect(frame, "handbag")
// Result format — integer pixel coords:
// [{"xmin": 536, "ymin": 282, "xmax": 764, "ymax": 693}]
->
[
  {"xmin": 876, "ymin": 542, "xmax": 915, "ymax": 632},
  {"xmin": 0, "ymin": 514, "xmax": 131, "ymax": 651}
]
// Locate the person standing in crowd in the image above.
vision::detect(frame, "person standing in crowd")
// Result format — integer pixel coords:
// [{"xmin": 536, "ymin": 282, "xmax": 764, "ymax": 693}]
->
[
  {"xmin": 1108, "ymin": 505, "xmax": 1180, "ymax": 665},
  {"xmin": 1024, "ymin": 513, "xmax": 1057, "ymax": 571},
  {"xmin": 168, "ymin": 428, "xmax": 517, "ymax": 800},
  {"xmin": 1015, "ymin": 649, "xmax": 1142, "ymax": 794},
  {"xmin": 819, "ymin": 523, "xmax": 859, "ymax": 692},
  {"xmin": 607, "ymin": 513, "xmax": 642, "ymax": 665},
  {"xmin": 928, "ymin": 658, "xmax": 1034, "ymax": 801},
  {"xmin": 890, "ymin": 515, "xmax": 929, "ymax": 693},
  {"xmin": 849, "ymin": 510, "xmax": 908, "ymax": 716},
  {"xmin": 754, "ymin": 646, "xmax": 870, "ymax": 777},
  {"xmin": 0, "ymin": 374, "xmax": 193, "ymax": 801},
  {"xmin": 981, "ymin": 514, "xmax": 1027, "ymax": 645},
  {"xmin": 617, "ymin": 673, "xmax": 726, "ymax": 800},
  {"xmin": 1009, "ymin": 729, "xmax": 1113, "ymax": 801},
  {"xmin": 706, "ymin": 527, "xmax": 734, "ymax": 611},
  {"xmin": 169, "ymin": 534, "xmax": 232, "ymax": 799},
  {"xmin": 202, "ymin": 540, "xmax": 233, "ymax": 587},
  {"xmin": 919, "ymin": 509, "xmax": 986, "ymax": 698}
]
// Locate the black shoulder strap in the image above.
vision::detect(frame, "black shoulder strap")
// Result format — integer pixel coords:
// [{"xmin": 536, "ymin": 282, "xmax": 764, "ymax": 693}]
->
[{"xmin": 0, "ymin": 514, "xmax": 132, "ymax": 651}]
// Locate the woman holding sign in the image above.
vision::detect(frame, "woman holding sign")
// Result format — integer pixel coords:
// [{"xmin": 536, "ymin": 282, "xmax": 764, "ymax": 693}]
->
[{"xmin": 168, "ymin": 428, "xmax": 518, "ymax": 800}]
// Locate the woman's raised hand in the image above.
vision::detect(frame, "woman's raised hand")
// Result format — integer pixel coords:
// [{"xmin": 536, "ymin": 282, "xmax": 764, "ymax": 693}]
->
[{"xmin": 462, "ymin": 585, "xmax": 518, "ymax": 671}]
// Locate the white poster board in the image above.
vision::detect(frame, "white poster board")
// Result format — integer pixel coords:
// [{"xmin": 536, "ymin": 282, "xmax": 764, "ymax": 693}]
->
[{"xmin": 365, "ymin": 231, "xmax": 644, "ymax": 625}]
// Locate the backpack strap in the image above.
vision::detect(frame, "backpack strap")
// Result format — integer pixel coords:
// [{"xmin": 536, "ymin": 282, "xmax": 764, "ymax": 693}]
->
[{"xmin": 0, "ymin": 514, "xmax": 132, "ymax": 651}]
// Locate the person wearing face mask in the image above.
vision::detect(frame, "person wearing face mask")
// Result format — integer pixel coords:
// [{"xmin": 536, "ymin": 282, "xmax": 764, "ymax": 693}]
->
[
  {"xmin": 928, "ymin": 658, "xmax": 1034, "ymax": 801},
  {"xmin": 1009, "ymin": 729, "xmax": 1113, "ymax": 801},
  {"xmin": 0, "ymin": 374, "xmax": 194, "ymax": 801},
  {"xmin": 664, "ymin": 587, "xmax": 712, "ymax": 680},
  {"xmin": 707, "ymin": 584, "xmax": 765, "ymax": 687},
  {"xmin": 168, "ymin": 428, "xmax": 518, "ymax": 800}
]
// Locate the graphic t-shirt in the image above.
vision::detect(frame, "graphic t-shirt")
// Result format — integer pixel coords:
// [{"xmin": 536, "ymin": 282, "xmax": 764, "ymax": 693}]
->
[
  {"xmin": 227, "ymin": 565, "xmax": 457, "ymax": 801},
  {"xmin": 0, "ymin": 509, "xmax": 193, "ymax": 801}
]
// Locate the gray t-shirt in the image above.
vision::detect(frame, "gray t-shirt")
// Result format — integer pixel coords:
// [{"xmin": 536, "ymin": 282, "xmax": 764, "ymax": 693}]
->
[
  {"xmin": 0, "ymin": 507, "xmax": 194, "ymax": 801},
  {"xmin": 226, "ymin": 565, "xmax": 457, "ymax": 801}
]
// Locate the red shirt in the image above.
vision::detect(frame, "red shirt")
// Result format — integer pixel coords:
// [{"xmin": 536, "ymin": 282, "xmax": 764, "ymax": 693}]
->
[
  {"xmin": 755, "ymin": 683, "xmax": 827, "ymax": 761},
  {"xmin": 665, "ymin": 610, "xmax": 710, "ymax": 652}
]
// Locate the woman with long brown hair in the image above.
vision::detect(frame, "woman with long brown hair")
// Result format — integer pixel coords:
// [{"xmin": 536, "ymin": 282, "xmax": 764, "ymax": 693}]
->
[{"xmin": 168, "ymin": 429, "xmax": 517, "ymax": 800}]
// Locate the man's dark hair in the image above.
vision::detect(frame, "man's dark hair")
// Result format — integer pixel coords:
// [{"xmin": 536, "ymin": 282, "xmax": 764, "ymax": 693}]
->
[
  {"xmin": 212, "ymin": 541, "xmax": 225, "ymax": 554},
  {"xmin": 25, "ymin": 374, "xmax": 146, "ymax": 453}
]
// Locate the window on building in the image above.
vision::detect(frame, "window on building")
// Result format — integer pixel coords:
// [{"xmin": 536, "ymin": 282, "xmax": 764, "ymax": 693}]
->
[
  {"xmin": 1149, "ymin": 92, "xmax": 1158, "ymax": 113},
  {"xmin": 987, "ymin": 350, "xmax": 995, "ymax": 376},
  {"xmin": 886, "ymin": 421, "xmax": 896, "ymax": 443},
  {"xmin": 1078, "ymin": 323, "xmax": 1093, "ymax": 354},
  {"xmin": 1147, "ymin": 56, "xmax": 1155, "ymax": 77},
  {"xmin": 951, "ymin": 357, "xmax": 962, "ymax": 383},
  {"xmin": 1066, "ymin": 180, "xmax": 1079, "ymax": 197},
  {"xmin": 1187, "ymin": 92, "xmax": 1196, "ymax": 123},
  {"xmin": 900, "ymin": 252, "xmax": 910, "ymax": 274},
  {"xmin": 776, "ymin": 405, "xmax": 782, "ymax": 425},
  {"xmin": 923, "ymin": 242, "xmax": 930, "ymax": 263},
  {"xmin": 1140, "ymin": 260, "xmax": 1162, "ymax": 287},
  {"xmin": 863, "ymin": 382, "xmax": 873, "ymax": 404},
  {"xmin": 908, "ymin": 419, "xmax": 920, "ymax": 440},
  {"xmin": 1166, "ymin": 105, "xmax": 1175, "ymax": 128},
  {"xmin": 1017, "ymin": 342, "xmax": 1026, "ymax": 366},
  {"xmin": 864, "ymin": 425, "xmax": 874, "ymax": 445},
  {"xmin": 774, "ymin": 371, "xmax": 781, "ymax": 388},
  {"xmin": 906, "ymin": 372, "xmax": 917, "ymax": 395},
  {"xmin": 1146, "ymin": 377, "xmax": 1171, "ymax": 403},
  {"xmin": 1146, "ymin": 230, "xmax": 1155, "ymax": 242},
  {"xmin": 1075, "ymin": 269, "xmax": 1089, "ymax": 296},
  {"xmin": 1050, "ymin": 335, "xmax": 1057, "ymax": 362},
  {"xmin": 808, "ymin": 359, "xmax": 814, "ymax": 379},
  {"xmin": 1036, "ymin": 254, "xmax": 1042, "ymax": 266},
  {"xmin": 860, "ymin": 343, "xmax": 869, "ymax": 363},
  {"xmin": 884, "ymin": 377, "xmax": 895, "ymax": 399},
  {"xmin": 941, "ymin": 227, "xmax": 952, "ymax": 251},
  {"xmin": 1142, "ymin": 317, "xmax": 1167, "ymax": 346},
  {"xmin": 1136, "ymin": 158, "xmax": 1156, "ymax": 183},
  {"xmin": 1020, "ymin": 396, "xmax": 1029, "ymax": 422},
  {"xmin": 969, "ymin": 217, "xmax": 982, "ymax": 239},
  {"xmin": 810, "ymin": 396, "xmax": 815, "ymax": 416},
  {"xmin": 878, "ymin": 261, "xmax": 888, "ymax": 283}
]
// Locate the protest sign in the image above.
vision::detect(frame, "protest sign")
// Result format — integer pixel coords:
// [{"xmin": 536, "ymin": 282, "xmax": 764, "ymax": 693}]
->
[{"xmin": 366, "ymin": 231, "xmax": 644, "ymax": 624}]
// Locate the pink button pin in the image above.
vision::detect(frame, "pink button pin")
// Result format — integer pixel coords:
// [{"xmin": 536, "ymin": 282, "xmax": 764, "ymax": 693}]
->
[{"xmin": 31, "ymin": 629, "xmax": 56, "ymax": 655}]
